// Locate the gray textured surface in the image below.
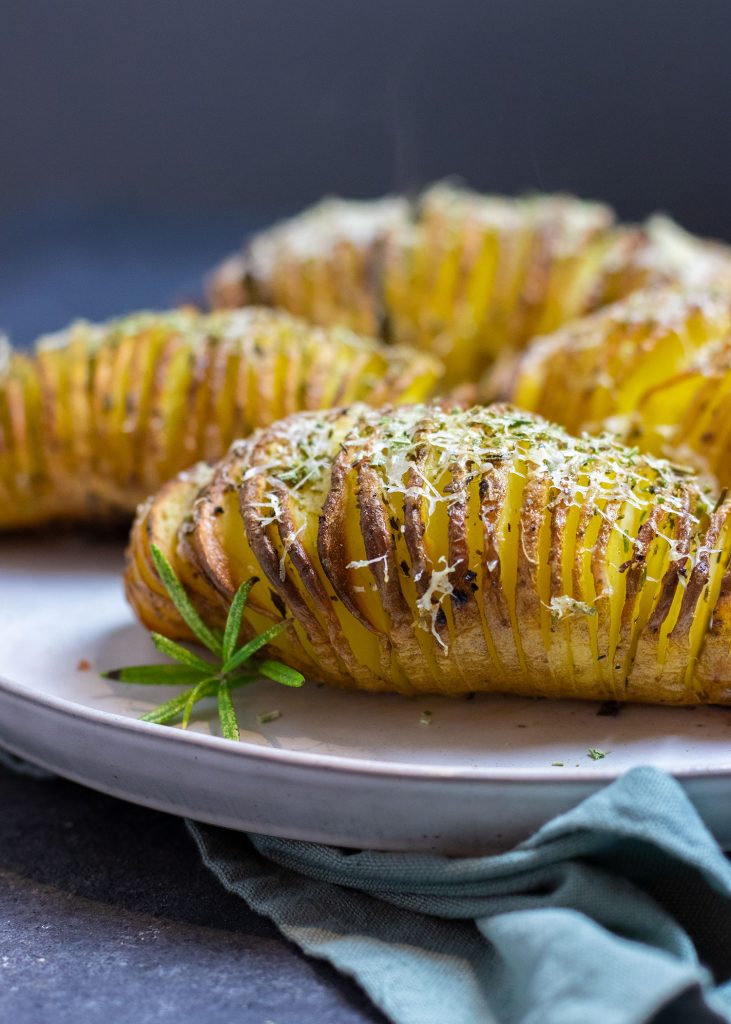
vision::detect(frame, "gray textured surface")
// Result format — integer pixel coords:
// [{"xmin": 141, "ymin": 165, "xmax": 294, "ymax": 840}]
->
[{"xmin": 0, "ymin": 765, "xmax": 384, "ymax": 1024}]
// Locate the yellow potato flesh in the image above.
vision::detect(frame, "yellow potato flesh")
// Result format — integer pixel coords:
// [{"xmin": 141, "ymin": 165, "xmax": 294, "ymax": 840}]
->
[
  {"xmin": 126, "ymin": 402, "xmax": 731, "ymax": 703},
  {"xmin": 226, "ymin": 186, "xmax": 731, "ymax": 395},
  {"xmin": 504, "ymin": 286, "xmax": 731, "ymax": 489},
  {"xmin": 0, "ymin": 308, "xmax": 441, "ymax": 530},
  {"xmin": 232, "ymin": 188, "xmax": 630, "ymax": 389}
]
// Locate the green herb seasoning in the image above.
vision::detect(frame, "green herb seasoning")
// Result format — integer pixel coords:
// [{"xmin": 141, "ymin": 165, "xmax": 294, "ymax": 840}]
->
[{"xmin": 103, "ymin": 544, "xmax": 304, "ymax": 740}]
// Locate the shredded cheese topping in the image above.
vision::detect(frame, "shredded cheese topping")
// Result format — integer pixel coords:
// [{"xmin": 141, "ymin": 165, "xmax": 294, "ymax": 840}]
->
[{"xmin": 239, "ymin": 402, "xmax": 715, "ymax": 656}]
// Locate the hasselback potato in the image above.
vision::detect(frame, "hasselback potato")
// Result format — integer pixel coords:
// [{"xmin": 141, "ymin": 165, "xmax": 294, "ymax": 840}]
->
[
  {"xmin": 488, "ymin": 285, "xmax": 731, "ymax": 488},
  {"xmin": 209, "ymin": 184, "xmax": 731, "ymax": 386},
  {"xmin": 0, "ymin": 307, "xmax": 441, "ymax": 529},
  {"xmin": 126, "ymin": 401, "xmax": 731, "ymax": 704}
]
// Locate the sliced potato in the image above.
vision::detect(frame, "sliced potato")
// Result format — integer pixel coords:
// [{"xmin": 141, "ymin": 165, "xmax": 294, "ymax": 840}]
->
[
  {"xmin": 209, "ymin": 185, "xmax": 731, "ymax": 388},
  {"xmin": 490, "ymin": 285, "xmax": 731, "ymax": 488},
  {"xmin": 125, "ymin": 401, "xmax": 731, "ymax": 703},
  {"xmin": 0, "ymin": 307, "xmax": 442, "ymax": 530}
]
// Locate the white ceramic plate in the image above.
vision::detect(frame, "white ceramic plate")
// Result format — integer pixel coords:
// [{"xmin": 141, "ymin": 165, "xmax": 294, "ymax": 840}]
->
[{"xmin": 2, "ymin": 535, "xmax": 731, "ymax": 853}]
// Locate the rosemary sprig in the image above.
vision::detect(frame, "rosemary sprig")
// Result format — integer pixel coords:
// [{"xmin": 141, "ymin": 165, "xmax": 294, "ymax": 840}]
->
[{"xmin": 103, "ymin": 544, "xmax": 304, "ymax": 739}]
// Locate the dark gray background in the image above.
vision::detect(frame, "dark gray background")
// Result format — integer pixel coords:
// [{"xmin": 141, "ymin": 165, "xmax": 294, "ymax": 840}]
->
[
  {"xmin": 3, "ymin": 0, "xmax": 731, "ymax": 226},
  {"xmin": 2, "ymin": 0, "xmax": 731, "ymax": 342}
]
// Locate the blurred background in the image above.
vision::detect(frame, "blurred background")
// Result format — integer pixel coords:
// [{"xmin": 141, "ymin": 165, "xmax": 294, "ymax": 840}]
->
[{"xmin": 3, "ymin": 0, "xmax": 731, "ymax": 345}]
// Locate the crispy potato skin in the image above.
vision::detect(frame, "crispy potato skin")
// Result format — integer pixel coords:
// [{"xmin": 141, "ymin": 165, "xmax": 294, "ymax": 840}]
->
[
  {"xmin": 208, "ymin": 186, "xmax": 731, "ymax": 388},
  {"xmin": 489, "ymin": 285, "xmax": 731, "ymax": 489},
  {"xmin": 125, "ymin": 401, "xmax": 731, "ymax": 703},
  {"xmin": 0, "ymin": 307, "xmax": 442, "ymax": 530}
]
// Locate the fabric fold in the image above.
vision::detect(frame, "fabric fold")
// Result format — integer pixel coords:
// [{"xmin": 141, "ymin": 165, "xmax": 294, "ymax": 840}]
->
[{"xmin": 187, "ymin": 767, "xmax": 731, "ymax": 1024}]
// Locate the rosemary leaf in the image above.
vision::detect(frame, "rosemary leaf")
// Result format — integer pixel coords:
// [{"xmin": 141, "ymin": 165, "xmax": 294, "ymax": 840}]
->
[
  {"xmin": 217, "ymin": 680, "xmax": 240, "ymax": 741},
  {"xmin": 181, "ymin": 676, "xmax": 219, "ymax": 730},
  {"xmin": 140, "ymin": 689, "xmax": 205, "ymax": 725},
  {"xmin": 140, "ymin": 673, "xmax": 257, "ymax": 727},
  {"xmin": 151, "ymin": 633, "xmax": 215, "ymax": 673},
  {"xmin": 102, "ymin": 664, "xmax": 209, "ymax": 685},
  {"xmin": 151, "ymin": 544, "xmax": 223, "ymax": 656},
  {"xmin": 257, "ymin": 660, "xmax": 305, "ymax": 687},
  {"xmin": 108, "ymin": 550, "xmax": 304, "ymax": 739},
  {"xmin": 221, "ymin": 621, "xmax": 288, "ymax": 674},
  {"xmin": 222, "ymin": 577, "xmax": 257, "ymax": 664}
]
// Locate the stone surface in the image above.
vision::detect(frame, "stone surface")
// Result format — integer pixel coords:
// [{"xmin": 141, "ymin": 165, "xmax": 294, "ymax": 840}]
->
[{"xmin": 0, "ymin": 765, "xmax": 384, "ymax": 1024}]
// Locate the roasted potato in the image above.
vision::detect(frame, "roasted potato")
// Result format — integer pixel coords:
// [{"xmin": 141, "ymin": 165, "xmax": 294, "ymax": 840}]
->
[
  {"xmin": 125, "ymin": 401, "xmax": 731, "ymax": 704},
  {"xmin": 210, "ymin": 196, "xmax": 410, "ymax": 337},
  {"xmin": 488, "ymin": 285, "xmax": 731, "ymax": 487},
  {"xmin": 209, "ymin": 184, "xmax": 731, "ymax": 387},
  {"xmin": 0, "ymin": 307, "xmax": 442, "ymax": 530}
]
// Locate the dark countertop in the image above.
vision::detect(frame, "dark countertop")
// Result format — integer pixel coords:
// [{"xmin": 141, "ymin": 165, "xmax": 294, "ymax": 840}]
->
[{"xmin": 0, "ymin": 763, "xmax": 383, "ymax": 1024}]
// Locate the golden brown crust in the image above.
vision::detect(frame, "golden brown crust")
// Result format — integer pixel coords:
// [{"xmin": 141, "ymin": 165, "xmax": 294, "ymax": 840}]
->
[
  {"xmin": 495, "ymin": 285, "xmax": 731, "ymax": 489},
  {"xmin": 125, "ymin": 401, "xmax": 731, "ymax": 703},
  {"xmin": 210, "ymin": 186, "xmax": 731, "ymax": 389},
  {"xmin": 0, "ymin": 308, "xmax": 442, "ymax": 531}
]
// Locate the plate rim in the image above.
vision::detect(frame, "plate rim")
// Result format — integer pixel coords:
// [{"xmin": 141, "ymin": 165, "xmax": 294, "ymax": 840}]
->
[{"xmin": 4, "ymin": 668, "xmax": 731, "ymax": 785}]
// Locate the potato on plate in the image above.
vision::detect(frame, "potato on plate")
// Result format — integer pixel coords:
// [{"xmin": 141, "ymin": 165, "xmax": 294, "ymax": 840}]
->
[
  {"xmin": 209, "ymin": 184, "xmax": 731, "ymax": 387},
  {"xmin": 0, "ymin": 308, "xmax": 441, "ymax": 529},
  {"xmin": 487, "ymin": 285, "xmax": 731, "ymax": 487},
  {"xmin": 126, "ymin": 401, "xmax": 731, "ymax": 704}
]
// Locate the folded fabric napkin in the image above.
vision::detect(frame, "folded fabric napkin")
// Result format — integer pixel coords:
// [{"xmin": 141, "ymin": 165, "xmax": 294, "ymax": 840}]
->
[{"xmin": 187, "ymin": 767, "xmax": 731, "ymax": 1024}]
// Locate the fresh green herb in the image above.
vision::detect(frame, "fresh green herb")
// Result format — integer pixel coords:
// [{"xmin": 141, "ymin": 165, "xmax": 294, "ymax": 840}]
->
[
  {"xmin": 587, "ymin": 748, "xmax": 607, "ymax": 761},
  {"xmin": 257, "ymin": 660, "xmax": 306, "ymax": 686},
  {"xmin": 551, "ymin": 761, "xmax": 564, "ymax": 767},
  {"xmin": 257, "ymin": 710, "xmax": 281, "ymax": 725},
  {"xmin": 102, "ymin": 544, "xmax": 303, "ymax": 738},
  {"xmin": 149, "ymin": 543, "xmax": 223, "ymax": 656},
  {"xmin": 419, "ymin": 710, "xmax": 433, "ymax": 726},
  {"xmin": 218, "ymin": 680, "xmax": 241, "ymax": 740}
]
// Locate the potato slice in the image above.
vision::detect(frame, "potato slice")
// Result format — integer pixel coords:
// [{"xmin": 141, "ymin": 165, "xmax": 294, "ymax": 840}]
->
[
  {"xmin": 213, "ymin": 185, "xmax": 731, "ymax": 390},
  {"xmin": 496, "ymin": 285, "xmax": 731, "ymax": 489},
  {"xmin": 125, "ymin": 401, "xmax": 728, "ymax": 702},
  {"xmin": 0, "ymin": 307, "xmax": 442, "ymax": 530},
  {"xmin": 124, "ymin": 462, "xmax": 220, "ymax": 638}
]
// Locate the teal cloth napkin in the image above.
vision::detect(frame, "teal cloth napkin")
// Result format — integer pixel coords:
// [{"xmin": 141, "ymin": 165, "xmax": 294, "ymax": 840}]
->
[{"xmin": 187, "ymin": 767, "xmax": 731, "ymax": 1024}]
